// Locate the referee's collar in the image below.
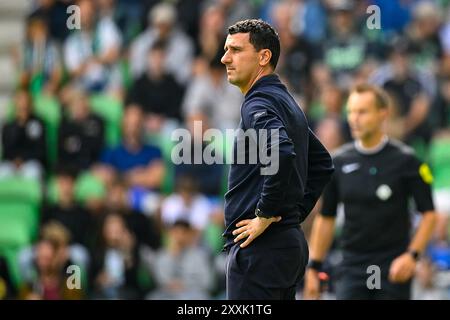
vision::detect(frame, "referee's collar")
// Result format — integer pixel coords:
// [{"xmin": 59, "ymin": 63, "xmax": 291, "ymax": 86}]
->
[{"xmin": 354, "ymin": 135, "xmax": 389, "ymax": 155}]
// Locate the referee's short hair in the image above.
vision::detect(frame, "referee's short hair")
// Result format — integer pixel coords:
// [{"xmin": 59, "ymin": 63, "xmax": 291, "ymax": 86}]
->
[
  {"xmin": 350, "ymin": 83, "xmax": 390, "ymax": 110},
  {"xmin": 228, "ymin": 19, "xmax": 280, "ymax": 69}
]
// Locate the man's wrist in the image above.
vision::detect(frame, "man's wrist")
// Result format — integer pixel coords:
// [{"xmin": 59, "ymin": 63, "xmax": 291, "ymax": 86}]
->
[
  {"xmin": 307, "ymin": 259, "xmax": 323, "ymax": 272},
  {"xmin": 407, "ymin": 249, "xmax": 420, "ymax": 261},
  {"xmin": 255, "ymin": 207, "xmax": 273, "ymax": 219}
]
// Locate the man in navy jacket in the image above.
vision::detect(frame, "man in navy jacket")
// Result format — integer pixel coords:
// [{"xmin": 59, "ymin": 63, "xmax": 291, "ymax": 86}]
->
[{"xmin": 221, "ymin": 19, "xmax": 334, "ymax": 299}]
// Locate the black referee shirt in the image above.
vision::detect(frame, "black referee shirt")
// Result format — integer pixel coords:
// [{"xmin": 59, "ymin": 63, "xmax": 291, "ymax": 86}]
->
[{"xmin": 321, "ymin": 138, "xmax": 434, "ymax": 254}]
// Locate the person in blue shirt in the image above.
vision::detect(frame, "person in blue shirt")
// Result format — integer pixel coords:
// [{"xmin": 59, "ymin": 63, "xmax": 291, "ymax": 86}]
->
[
  {"xmin": 221, "ymin": 19, "xmax": 334, "ymax": 300},
  {"xmin": 101, "ymin": 105, "xmax": 165, "ymax": 190}
]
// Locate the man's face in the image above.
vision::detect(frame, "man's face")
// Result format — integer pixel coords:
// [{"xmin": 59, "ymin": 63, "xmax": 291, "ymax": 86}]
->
[
  {"xmin": 221, "ymin": 33, "xmax": 260, "ymax": 88},
  {"xmin": 122, "ymin": 106, "xmax": 143, "ymax": 140},
  {"xmin": 347, "ymin": 91, "xmax": 386, "ymax": 141},
  {"xmin": 15, "ymin": 91, "xmax": 31, "ymax": 121}
]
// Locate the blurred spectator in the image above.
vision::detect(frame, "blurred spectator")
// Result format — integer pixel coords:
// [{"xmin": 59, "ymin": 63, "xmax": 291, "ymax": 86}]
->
[
  {"xmin": 0, "ymin": 89, "xmax": 46, "ymax": 180},
  {"xmin": 441, "ymin": 12, "xmax": 450, "ymax": 56},
  {"xmin": 100, "ymin": 106, "xmax": 165, "ymax": 190},
  {"xmin": 144, "ymin": 220, "xmax": 214, "ymax": 300},
  {"xmin": 309, "ymin": 83, "xmax": 351, "ymax": 144},
  {"xmin": 182, "ymin": 53, "xmax": 243, "ymax": 131},
  {"xmin": 413, "ymin": 258, "xmax": 448, "ymax": 299},
  {"xmin": 42, "ymin": 166, "xmax": 92, "ymax": 247},
  {"xmin": 129, "ymin": 2, "xmax": 194, "ymax": 84},
  {"xmin": 64, "ymin": 0, "xmax": 123, "ymax": 95},
  {"xmin": 58, "ymin": 87, "xmax": 105, "ymax": 171},
  {"xmin": 0, "ymin": 256, "xmax": 16, "ymax": 299},
  {"xmin": 271, "ymin": 0, "xmax": 315, "ymax": 95},
  {"xmin": 370, "ymin": 0, "xmax": 412, "ymax": 38},
  {"xmin": 432, "ymin": 77, "xmax": 450, "ymax": 130},
  {"xmin": 161, "ymin": 175, "xmax": 212, "ymax": 240},
  {"xmin": 90, "ymin": 212, "xmax": 141, "ymax": 299},
  {"xmin": 370, "ymin": 37, "xmax": 435, "ymax": 145},
  {"xmin": 106, "ymin": 178, "xmax": 162, "ymax": 250},
  {"xmin": 174, "ymin": 153, "xmax": 225, "ymax": 197},
  {"xmin": 126, "ymin": 40, "xmax": 185, "ymax": 133},
  {"xmin": 197, "ymin": 5, "xmax": 226, "ymax": 62},
  {"xmin": 18, "ymin": 14, "xmax": 62, "ymax": 96},
  {"xmin": 213, "ymin": 0, "xmax": 256, "ymax": 29},
  {"xmin": 30, "ymin": 0, "xmax": 74, "ymax": 43},
  {"xmin": 18, "ymin": 238, "xmax": 83, "ymax": 300},
  {"xmin": 174, "ymin": 0, "xmax": 205, "ymax": 45},
  {"xmin": 429, "ymin": 77, "xmax": 450, "ymax": 242},
  {"xmin": 314, "ymin": 0, "xmax": 372, "ymax": 89},
  {"xmin": 294, "ymin": 0, "xmax": 327, "ymax": 44},
  {"xmin": 18, "ymin": 221, "xmax": 89, "ymax": 293},
  {"xmin": 314, "ymin": 117, "xmax": 346, "ymax": 153},
  {"xmin": 406, "ymin": 1, "xmax": 445, "ymax": 74}
]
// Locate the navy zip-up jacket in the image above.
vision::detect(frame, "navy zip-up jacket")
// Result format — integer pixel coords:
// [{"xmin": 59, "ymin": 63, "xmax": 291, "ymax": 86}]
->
[{"xmin": 223, "ymin": 74, "xmax": 334, "ymax": 247}]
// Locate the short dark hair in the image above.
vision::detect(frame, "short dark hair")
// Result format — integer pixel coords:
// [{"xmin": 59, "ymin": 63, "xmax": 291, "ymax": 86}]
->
[
  {"xmin": 228, "ymin": 19, "xmax": 280, "ymax": 69},
  {"xmin": 350, "ymin": 84, "xmax": 390, "ymax": 109}
]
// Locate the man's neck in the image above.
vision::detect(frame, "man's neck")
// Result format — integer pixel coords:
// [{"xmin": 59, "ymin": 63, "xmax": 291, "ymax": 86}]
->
[
  {"xmin": 124, "ymin": 137, "xmax": 141, "ymax": 152},
  {"xmin": 241, "ymin": 68, "xmax": 273, "ymax": 95},
  {"xmin": 356, "ymin": 132, "xmax": 388, "ymax": 154}
]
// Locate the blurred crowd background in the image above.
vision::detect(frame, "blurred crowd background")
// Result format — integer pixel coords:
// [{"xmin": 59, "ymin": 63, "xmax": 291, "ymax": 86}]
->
[{"xmin": 0, "ymin": 0, "xmax": 449, "ymax": 300}]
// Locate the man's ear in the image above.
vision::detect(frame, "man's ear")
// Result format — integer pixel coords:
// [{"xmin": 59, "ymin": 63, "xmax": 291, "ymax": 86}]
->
[
  {"xmin": 259, "ymin": 49, "xmax": 272, "ymax": 67},
  {"xmin": 379, "ymin": 107, "xmax": 389, "ymax": 122}
]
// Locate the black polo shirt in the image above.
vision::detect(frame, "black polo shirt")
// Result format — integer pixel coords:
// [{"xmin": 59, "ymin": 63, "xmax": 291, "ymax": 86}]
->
[
  {"xmin": 58, "ymin": 114, "xmax": 104, "ymax": 170},
  {"xmin": 1, "ymin": 115, "xmax": 47, "ymax": 166},
  {"xmin": 321, "ymin": 138, "xmax": 434, "ymax": 254}
]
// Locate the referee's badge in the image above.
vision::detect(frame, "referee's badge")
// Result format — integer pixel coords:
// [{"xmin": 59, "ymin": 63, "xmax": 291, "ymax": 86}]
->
[
  {"xmin": 419, "ymin": 163, "xmax": 433, "ymax": 185},
  {"xmin": 376, "ymin": 184, "xmax": 392, "ymax": 201}
]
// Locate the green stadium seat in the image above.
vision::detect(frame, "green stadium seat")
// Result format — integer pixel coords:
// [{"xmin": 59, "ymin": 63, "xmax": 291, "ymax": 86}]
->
[
  {"xmin": 429, "ymin": 138, "xmax": 450, "ymax": 190},
  {"xmin": 203, "ymin": 223, "xmax": 224, "ymax": 255},
  {"xmin": 33, "ymin": 94, "xmax": 62, "ymax": 167},
  {"xmin": 46, "ymin": 171, "xmax": 106, "ymax": 205},
  {"xmin": 0, "ymin": 177, "xmax": 41, "ymax": 209},
  {"xmin": 0, "ymin": 202, "xmax": 39, "ymax": 287},
  {"xmin": 0, "ymin": 204, "xmax": 34, "ymax": 247},
  {"xmin": 89, "ymin": 94, "xmax": 123, "ymax": 147},
  {"xmin": 74, "ymin": 172, "xmax": 106, "ymax": 204},
  {"xmin": 0, "ymin": 247, "xmax": 22, "ymax": 290}
]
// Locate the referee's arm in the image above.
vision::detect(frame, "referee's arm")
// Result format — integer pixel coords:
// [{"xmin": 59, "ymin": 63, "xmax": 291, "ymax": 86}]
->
[{"xmin": 389, "ymin": 160, "xmax": 437, "ymax": 283}]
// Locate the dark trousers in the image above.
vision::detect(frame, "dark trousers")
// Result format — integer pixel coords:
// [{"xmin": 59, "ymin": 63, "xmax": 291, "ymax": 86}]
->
[
  {"xmin": 334, "ymin": 250, "xmax": 411, "ymax": 300},
  {"xmin": 226, "ymin": 226, "xmax": 309, "ymax": 300}
]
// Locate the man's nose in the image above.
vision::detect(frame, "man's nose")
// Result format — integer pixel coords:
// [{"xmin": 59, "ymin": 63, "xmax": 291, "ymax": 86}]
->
[{"xmin": 221, "ymin": 52, "xmax": 230, "ymax": 65}]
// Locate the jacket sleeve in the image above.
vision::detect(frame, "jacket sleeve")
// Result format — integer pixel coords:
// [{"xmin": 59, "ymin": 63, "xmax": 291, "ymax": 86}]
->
[
  {"xmin": 242, "ymin": 97, "xmax": 297, "ymax": 217},
  {"xmin": 298, "ymin": 129, "xmax": 335, "ymax": 221}
]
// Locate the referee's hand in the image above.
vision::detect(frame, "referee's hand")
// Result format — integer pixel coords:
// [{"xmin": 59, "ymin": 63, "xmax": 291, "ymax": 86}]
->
[
  {"xmin": 303, "ymin": 269, "xmax": 321, "ymax": 300},
  {"xmin": 389, "ymin": 253, "xmax": 417, "ymax": 283},
  {"xmin": 232, "ymin": 216, "xmax": 281, "ymax": 248}
]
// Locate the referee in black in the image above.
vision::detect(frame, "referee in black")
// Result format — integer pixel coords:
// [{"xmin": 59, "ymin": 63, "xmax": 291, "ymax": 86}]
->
[
  {"xmin": 304, "ymin": 84, "xmax": 437, "ymax": 300},
  {"xmin": 221, "ymin": 19, "xmax": 334, "ymax": 300}
]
